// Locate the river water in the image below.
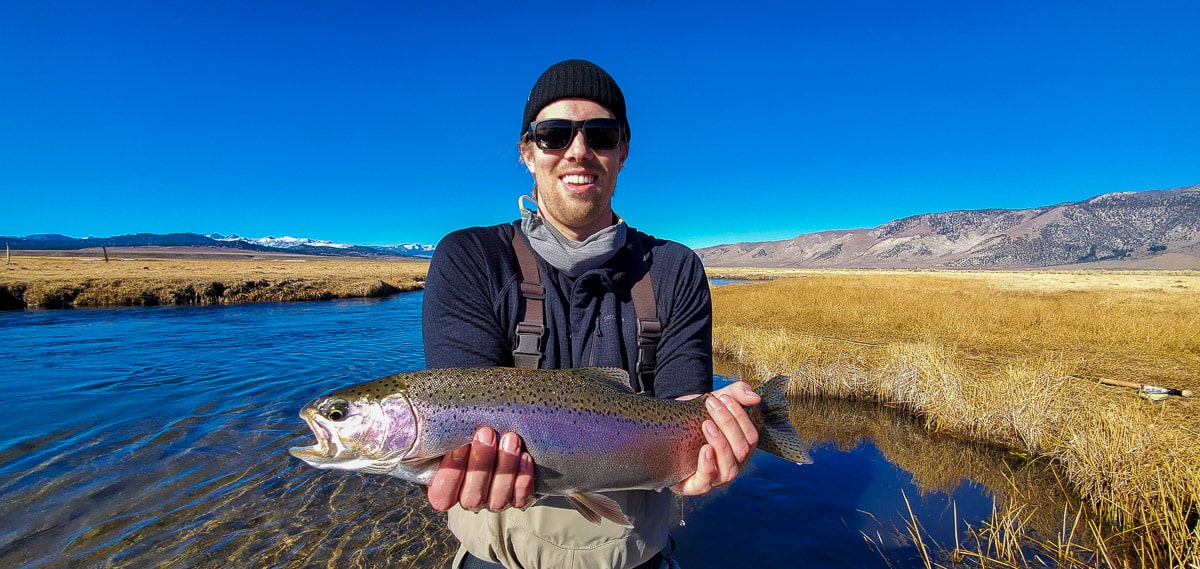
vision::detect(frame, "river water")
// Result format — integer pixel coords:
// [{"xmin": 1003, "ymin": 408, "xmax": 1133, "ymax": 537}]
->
[{"xmin": 0, "ymin": 293, "xmax": 1074, "ymax": 568}]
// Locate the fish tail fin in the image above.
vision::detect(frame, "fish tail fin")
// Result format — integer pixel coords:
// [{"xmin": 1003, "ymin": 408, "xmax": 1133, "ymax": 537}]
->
[
  {"xmin": 566, "ymin": 492, "xmax": 633, "ymax": 528},
  {"xmin": 753, "ymin": 375, "xmax": 813, "ymax": 465}
]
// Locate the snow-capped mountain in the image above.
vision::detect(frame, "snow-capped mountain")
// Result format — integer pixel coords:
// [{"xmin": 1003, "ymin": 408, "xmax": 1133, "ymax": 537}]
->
[
  {"xmin": 208, "ymin": 234, "xmax": 354, "ymax": 250},
  {"xmin": 207, "ymin": 234, "xmax": 436, "ymax": 256},
  {"xmin": 374, "ymin": 243, "xmax": 437, "ymax": 256},
  {"xmin": 4, "ymin": 232, "xmax": 436, "ymax": 258}
]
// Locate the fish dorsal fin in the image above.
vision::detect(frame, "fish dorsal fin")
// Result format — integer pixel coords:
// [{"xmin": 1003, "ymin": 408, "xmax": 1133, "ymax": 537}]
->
[
  {"xmin": 566, "ymin": 492, "xmax": 633, "ymax": 528},
  {"xmin": 572, "ymin": 367, "xmax": 635, "ymax": 393}
]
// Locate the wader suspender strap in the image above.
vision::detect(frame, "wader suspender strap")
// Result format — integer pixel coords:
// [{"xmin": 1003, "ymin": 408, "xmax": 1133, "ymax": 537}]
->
[
  {"xmin": 631, "ymin": 273, "xmax": 660, "ymax": 393},
  {"xmin": 511, "ymin": 224, "xmax": 545, "ymax": 369},
  {"xmin": 509, "ymin": 222, "xmax": 662, "ymax": 393}
]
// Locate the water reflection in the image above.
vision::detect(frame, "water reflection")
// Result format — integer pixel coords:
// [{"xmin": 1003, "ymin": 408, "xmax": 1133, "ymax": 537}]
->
[
  {"xmin": 685, "ymin": 367, "xmax": 1105, "ymax": 567},
  {"xmin": 791, "ymin": 395, "xmax": 1090, "ymax": 535}
]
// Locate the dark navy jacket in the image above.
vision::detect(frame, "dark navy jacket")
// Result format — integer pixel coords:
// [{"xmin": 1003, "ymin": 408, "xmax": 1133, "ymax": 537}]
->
[{"xmin": 422, "ymin": 221, "xmax": 712, "ymax": 400}]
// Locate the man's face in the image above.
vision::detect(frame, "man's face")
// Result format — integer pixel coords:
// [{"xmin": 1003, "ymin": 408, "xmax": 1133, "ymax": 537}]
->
[{"xmin": 521, "ymin": 98, "xmax": 629, "ymax": 241}]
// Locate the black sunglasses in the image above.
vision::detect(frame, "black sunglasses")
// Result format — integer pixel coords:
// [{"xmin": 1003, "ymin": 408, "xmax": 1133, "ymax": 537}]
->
[{"xmin": 528, "ymin": 118, "xmax": 623, "ymax": 151}]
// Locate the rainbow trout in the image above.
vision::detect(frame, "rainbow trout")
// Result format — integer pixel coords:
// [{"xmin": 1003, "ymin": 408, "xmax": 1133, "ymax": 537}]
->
[{"xmin": 289, "ymin": 367, "xmax": 810, "ymax": 526}]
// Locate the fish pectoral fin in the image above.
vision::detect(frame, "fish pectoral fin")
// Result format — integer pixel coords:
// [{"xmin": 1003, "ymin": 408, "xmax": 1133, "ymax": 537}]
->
[
  {"xmin": 362, "ymin": 459, "xmax": 401, "ymax": 474},
  {"xmin": 360, "ymin": 451, "xmax": 407, "ymax": 475},
  {"xmin": 565, "ymin": 492, "xmax": 632, "ymax": 528}
]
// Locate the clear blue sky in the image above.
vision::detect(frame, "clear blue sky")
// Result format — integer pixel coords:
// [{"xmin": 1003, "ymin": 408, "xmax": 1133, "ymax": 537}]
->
[{"xmin": 2, "ymin": 1, "xmax": 1197, "ymax": 248}]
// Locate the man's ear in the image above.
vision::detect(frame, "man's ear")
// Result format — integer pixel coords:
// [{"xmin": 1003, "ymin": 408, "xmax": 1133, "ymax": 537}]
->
[{"xmin": 519, "ymin": 143, "xmax": 535, "ymax": 173}]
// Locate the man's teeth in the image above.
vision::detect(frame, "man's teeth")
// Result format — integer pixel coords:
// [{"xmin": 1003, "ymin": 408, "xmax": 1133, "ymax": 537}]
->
[{"xmin": 562, "ymin": 174, "xmax": 596, "ymax": 185}]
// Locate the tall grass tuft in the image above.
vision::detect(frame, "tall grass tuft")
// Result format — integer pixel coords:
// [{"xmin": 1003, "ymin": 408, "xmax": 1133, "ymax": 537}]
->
[{"xmin": 711, "ymin": 270, "xmax": 1200, "ymax": 567}]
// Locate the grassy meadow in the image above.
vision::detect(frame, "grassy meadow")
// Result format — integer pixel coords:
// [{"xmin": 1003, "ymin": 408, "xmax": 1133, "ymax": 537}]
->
[
  {"xmin": 710, "ymin": 269, "xmax": 1200, "ymax": 567},
  {"xmin": 1, "ymin": 252, "xmax": 429, "ymax": 308}
]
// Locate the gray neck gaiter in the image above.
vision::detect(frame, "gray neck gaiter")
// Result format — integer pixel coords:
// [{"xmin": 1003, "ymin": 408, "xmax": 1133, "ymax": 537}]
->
[{"xmin": 520, "ymin": 208, "xmax": 626, "ymax": 278}]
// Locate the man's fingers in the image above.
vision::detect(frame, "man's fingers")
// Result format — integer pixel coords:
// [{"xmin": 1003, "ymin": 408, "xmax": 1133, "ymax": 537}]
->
[
  {"xmin": 720, "ymin": 393, "xmax": 758, "ymax": 458},
  {"xmin": 720, "ymin": 381, "xmax": 761, "ymax": 406},
  {"xmin": 671, "ymin": 445, "xmax": 717, "ymax": 496},
  {"xmin": 487, "ymin": 432, "xmax": 522, "ymax": 511},
  {"xmin": 669, "ymin": 383, "xmax": 766, "ymax": 497},
  {"xmin": 459, "ymin": 428, "xmax": 498, "ymax": 510},
  {"xmin": 513, "ymin": 452, "xmax": 535, "ymax": 509},
  {"xmin": 428, "ymin": 445, "xmax": 469, "ymax": 511},
  {"xmin": 716, "ymin": 383, "xmax": 761, "ymax": 455},
  {"xmin": 704, "ymin": 398, "xmax": 742, "ymax": 482}
]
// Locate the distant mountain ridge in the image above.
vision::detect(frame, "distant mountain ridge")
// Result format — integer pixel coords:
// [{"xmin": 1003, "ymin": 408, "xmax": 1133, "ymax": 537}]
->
[
  {"xmin": 2, "ymin": 232, "xmax": 436, "ymax": 259},
  {"xmin": 697, "ymin": 185, "xmax": 1200, "ymax": 269}
]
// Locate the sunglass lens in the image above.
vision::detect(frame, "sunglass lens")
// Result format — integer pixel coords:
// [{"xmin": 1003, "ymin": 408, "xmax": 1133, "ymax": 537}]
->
[
  {"xmin": 531, "ymin": 119, "xmax": 622, "ymax": 150},
  {"xmin": 533, "ymin": 121, "xmax": 574, "ymax": 150},
  {"xmin": 584, "ymin": 120, "xmax": 621, "ymax": 149}
]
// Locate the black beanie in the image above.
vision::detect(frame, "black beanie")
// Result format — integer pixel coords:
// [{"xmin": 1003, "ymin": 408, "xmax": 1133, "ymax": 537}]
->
[{"xmin": 521, "ymin": 59, "xmax": 630, "ymax": 141}]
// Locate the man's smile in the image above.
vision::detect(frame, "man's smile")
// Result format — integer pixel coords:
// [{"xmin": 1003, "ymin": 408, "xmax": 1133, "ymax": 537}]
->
[
  {"xmin": 561, "ymin": 174, "xmax": 597, "ymax": 185},
  {"xmin": 560, "ymin": 171, "xmax": 600, "ymax": 192}
]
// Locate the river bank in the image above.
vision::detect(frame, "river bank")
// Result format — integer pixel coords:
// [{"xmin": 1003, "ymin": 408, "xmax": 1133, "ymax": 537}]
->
[
  {"xmin": 1, "ymin": 250, "xmax": 428, "ymax": 309},
  {"xmin": 710, "ymin": 269, "xmax": 1200, "ymax": 567}
]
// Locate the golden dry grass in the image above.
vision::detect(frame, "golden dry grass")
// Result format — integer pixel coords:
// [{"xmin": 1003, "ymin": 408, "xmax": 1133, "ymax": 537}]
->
[
  {"xmin": 1, "ymin": 254, "xmax": 429, "ymax": 308},
  {"xmin": 711, "ymin": 269, "xmax": 1200, "ymax": 567}
]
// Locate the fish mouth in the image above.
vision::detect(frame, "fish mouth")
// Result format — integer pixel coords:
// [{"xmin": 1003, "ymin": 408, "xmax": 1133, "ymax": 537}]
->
[{"xmin": 288, "ymin": 410, "xmax": 339, "ymax": 467}]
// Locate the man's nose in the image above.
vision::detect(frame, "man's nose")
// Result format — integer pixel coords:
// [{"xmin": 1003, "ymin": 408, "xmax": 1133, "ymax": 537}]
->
[{"xmin": 563, "ymin": 129, "xmax": 594, "ymax": 160}]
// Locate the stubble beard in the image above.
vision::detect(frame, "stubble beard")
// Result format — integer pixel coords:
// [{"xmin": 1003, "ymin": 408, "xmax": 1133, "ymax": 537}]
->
[{"xmin": 536, "ymin": 182, "xmax": 616, "ymax": 236}]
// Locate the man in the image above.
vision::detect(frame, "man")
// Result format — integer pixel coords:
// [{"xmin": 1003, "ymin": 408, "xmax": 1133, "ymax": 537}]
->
[{"xmin": 422, "ymin": 59, "xmax": 761, "ymax": 569}]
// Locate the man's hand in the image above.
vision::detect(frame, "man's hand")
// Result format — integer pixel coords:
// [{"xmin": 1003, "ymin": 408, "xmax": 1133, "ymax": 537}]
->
[
  {"xmin": 670, "ymin": 381, "xmax": 760, "ymax": 496},
  {"xmin": 427, "ymin": 427, "xmax": 536, "ymax": 512}
]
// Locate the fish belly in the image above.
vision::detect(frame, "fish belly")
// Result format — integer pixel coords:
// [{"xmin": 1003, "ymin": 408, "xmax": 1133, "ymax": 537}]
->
[{"xmin": 410, "ymin": 397, "xmax": 707, "ymax": 495}]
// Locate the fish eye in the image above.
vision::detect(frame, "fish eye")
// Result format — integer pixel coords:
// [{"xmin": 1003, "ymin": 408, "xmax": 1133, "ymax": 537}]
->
[{"xmin": 324, "ymin": 400, "xmax": 350, "ymax": 421}]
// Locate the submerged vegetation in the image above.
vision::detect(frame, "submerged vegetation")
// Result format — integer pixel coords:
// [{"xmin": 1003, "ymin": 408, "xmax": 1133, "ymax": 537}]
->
[
  {"xmin": 711, "ymin": 269, "xmax": 1200, "ymax": 567},
  {"xmin": 0, "ymin": 254, "xmax": 428, "ymax": 309}
]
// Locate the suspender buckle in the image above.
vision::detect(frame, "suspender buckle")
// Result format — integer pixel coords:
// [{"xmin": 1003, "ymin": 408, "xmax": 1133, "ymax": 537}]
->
[
  {"xmin": 515, "ymin": 322, "xmax": 545, "ymax": 349},
  {"xmin": 511, "ymin": 319, "xmax": 544, "ymax": 350},
  {"xmin": 513, "ymin": 321, "xmax": 545, "ymax": 367}
]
